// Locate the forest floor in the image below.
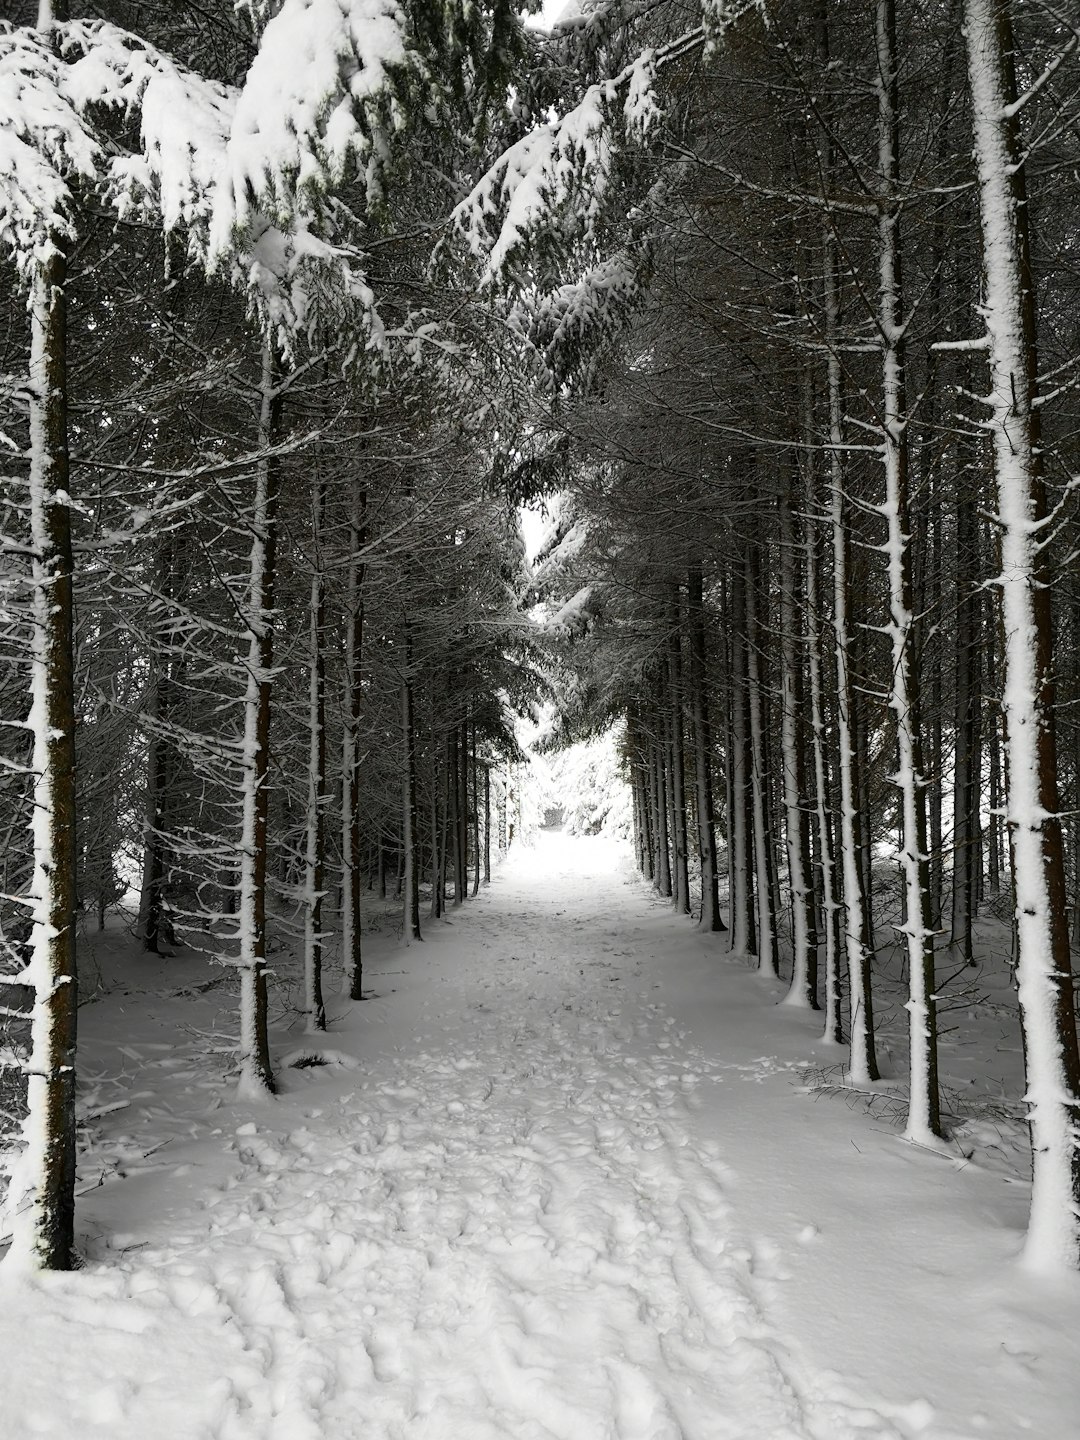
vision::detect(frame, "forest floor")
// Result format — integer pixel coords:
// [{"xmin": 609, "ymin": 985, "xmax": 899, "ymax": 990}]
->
[{"xmin": 1, "ymin": 833, "xmax": 1079, "ymax": 1439}]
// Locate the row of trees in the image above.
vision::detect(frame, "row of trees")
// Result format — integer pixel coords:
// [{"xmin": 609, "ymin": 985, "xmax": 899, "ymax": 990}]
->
[
  {"xmin": 524, "ymin": 0, "xmax": 1080, "ymax": 1272},
  {"xmin": 2, "ymin": 0, "xmax": 1079, "ymax": 1278},
  {"xmin": 1, "ymin": 0, "xmax": 540, "ymax": 1268}
]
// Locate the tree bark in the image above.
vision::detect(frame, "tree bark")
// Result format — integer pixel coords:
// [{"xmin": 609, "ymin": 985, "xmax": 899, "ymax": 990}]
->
[
  {"xmin": 875, "ymin": 0, "xmax": 939, "ymax": 1140},
  {"xmin": 826, "ymin": 225, "xmax": 878, "ymax": 1083},
  {"xmin": 964, "ymin": 0, "xmax": 1080, "ymax": 1268},
  {"xmin": 687, "ymin": 554, "xmax": 723, "ymax": 930},
  {"xmin": 778, "ymin": 470, "xmax": 817, "ymax": 1004},
  {"xmin": 745, "ymin": 543, "xmax": 778, "ymax": 975},
  {"xmin": 727, "ymin": 564, "xmax": 756, "ymax": 955},
  {"xmin": 236, "ymin": 340, "xmax": 281, "ymax": 1099},
  {"xmin": 340, "ymin": 487, "xmax": 366, "ymax": 1000},
  {"xmin": 5, "ymin": 145, "xmax": 78, "ymax": 1269},
  {"xmin": 667, "ymin": 591, "xmax": 691, "ymax": 915},
  {"xmin": 303, "ymin": 475, "xmax": 327, "ymax": 1033},
  {"xmin": 483, "ymin": 762, "xmax": 491, "ymax": 885}
]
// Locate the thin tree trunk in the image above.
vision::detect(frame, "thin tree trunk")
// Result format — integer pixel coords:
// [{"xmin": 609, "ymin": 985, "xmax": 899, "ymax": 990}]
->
[
  {"xmin": 235, "ymin": 342, "xmax": 281, "ymax": 1099},
  {"xmin": 483, "ymin": 763, "xmax": 491, "ymax": 884},
  {"xmin": 778, "ymin": 470, "xmax": 817, "ymax": 1004},
  {"xmin": 401, "ymin": 622, "xmax": 422, "ymax": 944},
  {"xmin": 429, "ymin": 727, "xmax": 443, "ymax": 919},
  {"xmin": 728, "ymin": 566, "xmax": 756, "ymax": 955},
  {"xmin": 448, "ymin": 724, "xmax": 462, "ymax": 905},
  {"xmin": 875, "ymin": 0, "xmax": 939, "ymax": 1140},
  {"xmin": 667, "ymin": 592, "xmax": 691, "ymax": 915},
  {"xmin": 139, "ymin": 546, "xmax": 176, "ymax": 955},
  {"xmin": 951, "ymin": 469, "xmax": 980, "ymax": 965},
  {"xmin": 340, "ymin": 487, "xmax": 366, "ymax": 1000},
  {"xmin": 653, "ymin": 707, "xmax": 672, "ymax": 898},
  {"xmin": 471, "ymin": 719, "xmax": 481, "ymax": 898},
  {"xmin": 804, "ymin": 451, "xmax": 843, "ymax": 1041},
  {"xmin": 687, "ymin": 555, "xmax": 723, "ymax": 930},
  {"xmin": 745, "ymin": 543, "xmax": 778, "ymax": 975},
  {"xmin": 303, "ymin": 478, "xmax": 327, "ymax": 1033},
  {"xmin": 826, "ymin": 229, "xmax": 879, "ymax": 1083}
]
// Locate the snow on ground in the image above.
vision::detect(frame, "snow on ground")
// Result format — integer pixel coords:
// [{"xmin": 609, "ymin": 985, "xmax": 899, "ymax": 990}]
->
[{"xmin": 1, "ymin": 833, "xmax": 1078, "ymax": 1439}]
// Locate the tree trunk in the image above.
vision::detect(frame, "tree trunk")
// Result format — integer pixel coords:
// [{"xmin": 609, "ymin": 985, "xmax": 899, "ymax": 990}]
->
[
  {"xmin": 727, "ymin": 565, "xmax": 756, "ymax": 955},
  {"xmin": 951, "ymin": 468, "xmax": 980, "ymax": 965},
  {"xmin": 340, "ymin": 487, "xmax": 366, "ymax": 1001},
  {"xmin": 235, "ymin": 341, "xmax": 281, "ymax": 1099},
  {"xmin": 875, "ymin": 0, "xmax": 939, "ymax": 1140},
  {"xmin": 826, "ymin": 230, "xmax": 878, "ymax": 1083},
  {"xmin": 429, "ymin": 730, "xmax": 443, "ymax": 919},
  {"xmin": 687, "ymin": 554, "xmax": 723, "ymax": 930},
  {"xmin": 803, "ymin": 447, "xmax": 843, "ymax": 1042},
  {"xmin": 745, "ymin": 544, "xmax": 778, "ymax": 975},
  {"xmin": 471, "ymin": 719, "xmax": 481, "ymax": 898},
  {"xmin": 964, "ymin": 0, "xmax": 1080, "ymax": 1268},
  {"xmin": 483, "ymin": 763, "xmax": 491, "ymax": 885},
  {"xmin": 401, "ymin": 624, "xmax": 422, "ymax": 944},
  {"xmin": 667, "ymin": 591, "xmax": 691, "ymax": 915},
  {"xmin": 303, "ymin": 477, "xmax": 327, "ymax": 1034},
  {"xmin": 5, "ymin": 164, "xmax": 78, "ymax": 1270},
  {"xmin": 778, "ymin": 470, "xmax": 817, "ymax": 1004},
  {"xmin": 652, "ymin": 707, "xmax": 672, "ymax": 898},
  {"xmin": 448, "ymin": 724, "xmax": 462, "ymax": 905}
]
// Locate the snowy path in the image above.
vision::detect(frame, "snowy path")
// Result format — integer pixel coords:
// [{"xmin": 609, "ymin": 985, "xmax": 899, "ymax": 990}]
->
[{"xmin": 1, "ymin": 838, "xmax": 983, "ymax": 1438}]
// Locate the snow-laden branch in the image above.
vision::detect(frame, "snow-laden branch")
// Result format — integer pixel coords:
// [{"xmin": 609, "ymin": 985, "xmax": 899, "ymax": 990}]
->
[
  {"xmin": 451, "ymin": 2, "xmax": 761, "ymax": 287},
  {"xmin": 59, "ymin": 19, "xmax": 235, "ymax": 240},
  {"xmin": 0, "ymin": 22, "xmax": 97, "ymax": 275},
  {"xmin": 208, "ymin": 0, "xmax": 412, "ymax": 252},
  {"xmin": 0, "ymin": 17, "xmax": 387, "ymax": 346}
]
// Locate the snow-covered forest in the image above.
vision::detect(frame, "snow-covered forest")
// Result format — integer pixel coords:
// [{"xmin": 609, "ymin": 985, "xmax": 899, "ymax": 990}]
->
[{"xmin": 2, "ymin": 0, "xmax": 1080, "ymax": 1433}]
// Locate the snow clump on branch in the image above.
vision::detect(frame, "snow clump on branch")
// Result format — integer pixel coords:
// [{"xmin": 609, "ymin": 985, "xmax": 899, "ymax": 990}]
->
[{"xmin": 0, "ymin": 23, "xmax": 98, "ymax": 275}]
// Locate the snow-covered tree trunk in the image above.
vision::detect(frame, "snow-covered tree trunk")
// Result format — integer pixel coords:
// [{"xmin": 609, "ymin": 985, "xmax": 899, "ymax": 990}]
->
[
  {"xmin": 745, "ymin": 546, "xmax": 777, "ymax": 975},
  {"xmin": 652, "ymin": 713, "xmax": 672, "ymax": 898},
  {"xmin": 4, "ymin": 173, "xmax": 78, "ymax": 1272},
  {"xmin": 460, "ymin": 719, "xmax": 470, "ymax": 898},
  {"xmin": 401, "ymin": 682, "xmax": 416, "ymax": 943},
  {"xmin": 778, "ymin": 472, "xmax": 817, "ymax": 1004},
  {"xmin": 483, "ymin": 763, "xmax": 491, "ymax": 885},
  {"xmin": 986, "ymin": 652, "xmax": 1004, "ymax": 898},
  {"xmin": 950, "ymin": 472, "xmax": 981, "ymax": 965},
  {"xmin": 825, "ymin": 238, "xmax": 878, "ymax": 1083},
  {"xmin": 471, "ymin": 719, "xmax": 481, "ymax": 899},
  {"xmin": 661, "ymin": 700, "xmax": 679, "ymax": 905},
  {"xmin": 235, "ymin": 342, "xmax": 281, "ymax": 1099},
  {"xmin": 875, "ymin": 0, "xmax": 939, "ymax": 1141},
  {"xmin": 340, "ymin": 488, "xmax": 366, "ymax": 1001},
  {"xmin": 727, "ymin": 570, "xmax": 756, "ymax": 955},
  {"xmin": 627, "ymin": 710, "xmax": 653, "ymax": 882},
  {"xmin": 630, "ymin": 761, "xmax": 643, "ymax": 873},
  {"xmin": 806, "ymin": 509, "xmax": 840, "ymax": 1048},
  {"xmin": 303, "ymin": 478, "xmax": 327, "ymax": 1034},
  {"xmin": 429, "ymin": 737, "xmax": 443, "ymax": 919},
  {"xmin": 964, "ymin": 0, "xmax": 1080, "ymax": 1268},
  {"xmin": 644, "ymin": 732, "xmax": 655, "ymax": 884},
  {"xmin": 687, "ymin": 555, "xmax": 723, "ymax": 930},
  {"xmin": 401, "ymin": 626, "xmax": 421, "ymax": 944},
  {"xmin": 804, "ymin": 461, "xmax": 843, "ymax": 1042},
  {"xmin": 667, "ymin": 595, "xmax": 691, "ymax": 916}
]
